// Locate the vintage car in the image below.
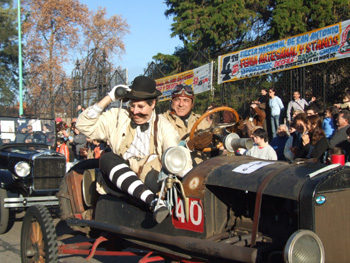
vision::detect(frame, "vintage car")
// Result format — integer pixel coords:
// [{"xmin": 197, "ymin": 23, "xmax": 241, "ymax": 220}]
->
[
  {"xmin": 19, "ymin": 107, "xmax": 350, "ymax": 263},
  {"xmin": 0, "ymin": 116, "xmax": 66, "ymax": 234}
]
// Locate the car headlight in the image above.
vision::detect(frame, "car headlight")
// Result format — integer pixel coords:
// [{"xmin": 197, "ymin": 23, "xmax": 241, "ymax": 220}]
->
[
  {"xmin": 162, "ymin": 147, "xmax": 187, "ymax": 175},
  {"xmin": 284, "ymin": 229, "xmax": 325, "ymax": 263},
  {"xmin": 14, "ymin": 161, "xmax": 31, "ymax": 177}
]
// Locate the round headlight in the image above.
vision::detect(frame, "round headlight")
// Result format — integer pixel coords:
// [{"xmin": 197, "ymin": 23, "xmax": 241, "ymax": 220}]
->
[
  {"xmin": 162, "ymin": 147, "xmax": 187, "ymax": 175},
  {"xmin": 284, "ymin": 230, "xmax": 325, "ymax": 263},
  {"xmin": 15, "ymin": 161, "xmax": 31, "ymax": 177}
]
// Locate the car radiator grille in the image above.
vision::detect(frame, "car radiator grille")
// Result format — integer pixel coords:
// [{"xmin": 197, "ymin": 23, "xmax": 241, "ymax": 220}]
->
[{"xmin": 33, "ymin": 156, "xmax": 66, "ymax": 190}]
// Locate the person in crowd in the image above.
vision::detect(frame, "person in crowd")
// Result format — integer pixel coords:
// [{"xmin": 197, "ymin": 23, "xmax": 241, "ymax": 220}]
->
[
  {"xmin": 252, "ymin": 88, "xmax": 270, "ymax": 134},
  {"xmin": 305, "ymin": 104, "xmax": 320, "ymax": 117},
  {"xmin": 92, "ymin": 139, "xmax": 105, "ymax": 159},
  {"xmin": 270, "ymin": 124, "xmax": 289, "ymax": 161},
  {"xmin": 248, "ymin": 103, "xmax": 266, "ymax": 128},
  {"xmin": 56, "ymin": 137, "xmax": 70, "ymax": 162},
  {"xmin": 252, "ymin": 88, "xmax": 269, "ymax": 112},
  {"xmin": 268, "ymin": 88, "xmax": 284, "ymax": 138},
  {"xmin": 334, "ymin": 91, "xmax": 350, "ymax": 111},
  {"xmin": 245, "ymin": 128, "xmax": 277, "ymax": 160},
  {"xmin": 161, "ymin": 84, "xmax": 212, "ymax": 164},
  {"xmin": 286, "ymin": 91, "xmax": 309, "ymax": 126},
  {"xmin": 76, "ymin": 76, "xmax": 192, "ymax": 224},
  {"xmin": 293, "ymin": 115, "xmax": 329, "ymax": 163},
  {"xmin": 329, "ymin": 110, "xmax": 350, "ymax": 161},
  {"xmin": 305, "ymin": 90, "xmax": 317, "ymax": 105},
  {"xmin": 284, "ymin": 113, "xmax": 308, "ymax": 161},
  {"xmin": 322, "ymin": 106, "xmax": 338, "ymax": 139},
  {"xmin": 80, "ymin": 137, "xmax": 95, "ymax": 160},
  {"xmin": 71, "ymin": 122, "xmax": 87, "ymax": 161}
]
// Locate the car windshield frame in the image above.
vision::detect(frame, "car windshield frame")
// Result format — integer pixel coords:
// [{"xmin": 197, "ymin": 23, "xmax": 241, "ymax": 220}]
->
[{"xmin": 0, "ymin": 116, "xmax": 57, "ymax": 148}]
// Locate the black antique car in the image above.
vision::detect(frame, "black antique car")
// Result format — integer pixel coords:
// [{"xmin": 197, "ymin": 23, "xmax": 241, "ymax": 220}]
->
[
  {"xmin": 0, "ymin": 116, "xmax": 66, "ymax": 234},
  {"xmin": 19, "ymin": 108, "xmax": 350, "ymax": 263}
]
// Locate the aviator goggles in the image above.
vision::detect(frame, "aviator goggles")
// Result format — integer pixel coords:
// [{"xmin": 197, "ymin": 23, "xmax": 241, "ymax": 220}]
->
[{"xmin": 171, "ymin": 85, "xmax": 194, "ymax": 98}]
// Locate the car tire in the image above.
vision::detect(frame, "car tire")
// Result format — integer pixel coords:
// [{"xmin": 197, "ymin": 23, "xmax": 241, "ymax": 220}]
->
[
  {"xmin": 0, "ymin": 188, "xmax": 10, "ymax": 234},
  {"xmin": 21, "ymin": 205, "xmax": 58, "ymax": 263}
]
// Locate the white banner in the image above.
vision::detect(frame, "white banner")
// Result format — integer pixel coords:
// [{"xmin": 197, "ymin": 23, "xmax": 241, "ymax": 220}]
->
[{"xmin": 156, "ymin": 62, "xmax": 213, "ymax": 102}]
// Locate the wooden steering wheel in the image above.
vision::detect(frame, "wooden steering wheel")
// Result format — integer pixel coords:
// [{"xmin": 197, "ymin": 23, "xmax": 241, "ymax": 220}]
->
[{"xmin": 189, "ymin": 106, "xmax": 239, "ymax": 152}]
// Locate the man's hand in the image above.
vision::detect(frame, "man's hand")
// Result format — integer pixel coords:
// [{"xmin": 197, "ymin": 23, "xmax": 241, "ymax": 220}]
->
[
  {"xmin": 108, "ymin": 85, "xmax": 130, "ymax": 101},
  {"xmin": 187, "ymin": 131, "xmax": 213, "ymax": 151}
]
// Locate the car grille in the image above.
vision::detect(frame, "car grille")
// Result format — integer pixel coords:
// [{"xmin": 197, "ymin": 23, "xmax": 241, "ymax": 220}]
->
[{"xmin": 33, "ymin": 155, "xmax": 66, "ymax": 191}]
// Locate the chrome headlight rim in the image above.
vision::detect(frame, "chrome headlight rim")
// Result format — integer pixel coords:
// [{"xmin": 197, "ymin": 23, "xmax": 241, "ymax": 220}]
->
[
  {"xmin": 284, "ymin": 229, "xmax": 325, "ymax": 263},
  {"xmin": 14, "ymin": 161, "xmax": 31, "ymax": 178},
  {"xmin": 162, "ymin": 146, "xmax": 187, "ymax": 175}
]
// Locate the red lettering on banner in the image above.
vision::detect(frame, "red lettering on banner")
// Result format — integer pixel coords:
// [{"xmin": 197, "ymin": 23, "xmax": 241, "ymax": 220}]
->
[
  {"xmin": 172, "ymin": 197, "xmax": 204, "ymax": 233},
  {"xmin": 274, "ymin": 57, "xmax": 295, "ymax": 67}
]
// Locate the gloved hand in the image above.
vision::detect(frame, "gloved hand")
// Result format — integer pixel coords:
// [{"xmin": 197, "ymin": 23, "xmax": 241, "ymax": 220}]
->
[
  {"xmin": 187, "ymin": 131, "xmax": 213, "ymax": 151},
  {"xmin": 108, "ymin": 85, "xmax": 130, "ymax": 101}
]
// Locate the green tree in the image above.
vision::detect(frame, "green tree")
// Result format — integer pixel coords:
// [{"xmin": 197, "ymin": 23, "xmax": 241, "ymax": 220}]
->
[
  {"xmin": 0, "ymin": 0, "xmax": 18, "ymax": 106},
  {"xmin": 270, "ymin": 0, "xmax": 350, "ymax": 39},
  {"xmin": 164, "ymin": 0, "xmax": 272, "ymax": 57}
]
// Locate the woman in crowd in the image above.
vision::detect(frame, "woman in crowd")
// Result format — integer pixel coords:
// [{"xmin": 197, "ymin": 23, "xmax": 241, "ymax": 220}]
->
[
  {"xmin": 268, "ymin": 88, "xmax": 285, "ymax": 138},
  {"xmin": 294, "ymin": 114, "xmax": 329, "ymax": 163}
]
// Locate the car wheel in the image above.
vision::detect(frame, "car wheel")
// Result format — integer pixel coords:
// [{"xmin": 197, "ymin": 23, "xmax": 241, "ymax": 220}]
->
[
  {"xmin": 21, "ymin": 205, "xmax": 58, "ymax": 263},
  {"xmin": 0, "ymin": 189, "xmax": 10, "ymax": 234}
]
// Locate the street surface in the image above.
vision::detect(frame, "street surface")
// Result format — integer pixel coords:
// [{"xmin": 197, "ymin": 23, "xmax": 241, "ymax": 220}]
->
[{"xmin": 0, "ymin": 211, "xmax": 161, "ymax": 263}]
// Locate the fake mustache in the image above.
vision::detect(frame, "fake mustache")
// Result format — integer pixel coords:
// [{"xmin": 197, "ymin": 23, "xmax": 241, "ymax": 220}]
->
[{"xmin": 131, "ymin": 113, "xmax": 147, "ymax": 118}]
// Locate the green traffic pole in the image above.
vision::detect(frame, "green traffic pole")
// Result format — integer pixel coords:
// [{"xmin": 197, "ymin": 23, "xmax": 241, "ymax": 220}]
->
[{"xmin": 18, "ymin": 0, "xmax": 23, "ymax": 116}]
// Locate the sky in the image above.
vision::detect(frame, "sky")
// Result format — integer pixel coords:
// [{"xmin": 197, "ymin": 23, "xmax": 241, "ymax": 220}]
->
[{"xmin": 79, "ymin": 0, "xmax": 183, "ymax": 83}]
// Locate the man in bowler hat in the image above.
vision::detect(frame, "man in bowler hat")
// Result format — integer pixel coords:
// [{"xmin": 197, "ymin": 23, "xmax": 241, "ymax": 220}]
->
[{"xmin": 76, "ymin": 76, "xmax": 191, "ymax": 223}]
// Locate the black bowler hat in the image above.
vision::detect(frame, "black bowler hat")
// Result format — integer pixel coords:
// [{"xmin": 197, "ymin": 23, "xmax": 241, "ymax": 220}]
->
[{"xmin": 124, "ymin": 76, "xmax": 162, "ymax": 100}]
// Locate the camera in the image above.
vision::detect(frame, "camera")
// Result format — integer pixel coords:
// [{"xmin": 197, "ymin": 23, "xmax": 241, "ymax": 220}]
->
[{"xmin": 114, "ymin": 85, "xmax": 131, "ymax": 99}]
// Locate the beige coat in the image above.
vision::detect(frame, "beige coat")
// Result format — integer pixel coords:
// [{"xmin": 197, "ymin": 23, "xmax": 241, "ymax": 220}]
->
[
  {"xmin": 77, "ymin": 107, "xmax": 192, "ymax": 181},
  {"xmin": 161, "ymin": 110, "xmax": 211, "ymax": 164},
  {"xmin": 161, "ymin": 110, "xmax": 211, "ymax": 140}
]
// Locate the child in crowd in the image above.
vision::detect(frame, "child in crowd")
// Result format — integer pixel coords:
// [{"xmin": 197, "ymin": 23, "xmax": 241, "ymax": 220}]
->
[
  {"xmin": 245, "ymin": 128, "xmax": 277, "ymax": 160},
  {"xmin": 56, "ymin": 137, "xmax": 70, "ymax": 162},
  {"xmin": 322, "ymin": 106, "xmax": 338, "ymax": 138},
  {"xmin": 93, "ymin": 139, "xmax": 105, "ymax": 159}
]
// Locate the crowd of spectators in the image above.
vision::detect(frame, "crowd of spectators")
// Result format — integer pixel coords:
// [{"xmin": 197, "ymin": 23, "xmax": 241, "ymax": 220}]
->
[{"xmin": 55, "ymin": 105, "xmax": 109, "ymax": 166}]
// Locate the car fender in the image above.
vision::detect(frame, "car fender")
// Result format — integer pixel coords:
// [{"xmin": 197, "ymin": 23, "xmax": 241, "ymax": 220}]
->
[{"xmin": 0, "ymin": 170, "xmax": 16, "ymax": 189}]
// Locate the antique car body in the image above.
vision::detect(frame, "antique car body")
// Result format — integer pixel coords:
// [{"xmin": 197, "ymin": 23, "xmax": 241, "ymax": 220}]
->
[
  {"xmin": 19, "ymin": 108, "xmax": 350, "ymax": 263},
  {"xmin": 0, "ymin": 116, "xmax": 66, "ymax": 234}
]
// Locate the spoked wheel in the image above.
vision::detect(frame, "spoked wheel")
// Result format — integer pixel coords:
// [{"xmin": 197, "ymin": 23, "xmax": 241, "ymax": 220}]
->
[
  {"xmin": 0, "ymin": 188, "xmax": 10, "ymax": 234},
  {"xmin": 21, "ymin": 205, "xmax": 58, "ymax": 263}
]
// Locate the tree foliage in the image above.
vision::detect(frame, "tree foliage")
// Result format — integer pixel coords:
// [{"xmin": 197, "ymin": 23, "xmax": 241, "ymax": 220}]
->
[
  {"xmin": 270, "ymin": 0, "xmax": 350, "ymax": 39},
  {"xmin": 0, "ymin": 0, "xmax": 18, "ymax": 106},
  {"xmin": 21, "ymin": 0, "xmax": 129, "ymax": 118},
  {"xmin": 164, "ymin": 0, "xmax": 272, "ymax": 57}
]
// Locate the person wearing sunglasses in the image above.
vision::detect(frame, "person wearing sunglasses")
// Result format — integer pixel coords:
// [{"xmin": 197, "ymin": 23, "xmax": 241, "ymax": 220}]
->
[{"xmin": 161, "ymin": 84, "xmax": 212, "ymax": 164}]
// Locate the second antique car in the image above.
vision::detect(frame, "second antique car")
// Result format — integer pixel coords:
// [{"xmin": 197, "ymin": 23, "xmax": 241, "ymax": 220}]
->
[{"xmin": 0, "ymin": 116, "xmax": 66, "ymax": 234}]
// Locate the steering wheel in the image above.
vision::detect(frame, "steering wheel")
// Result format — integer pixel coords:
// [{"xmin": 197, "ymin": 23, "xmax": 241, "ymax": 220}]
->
[{"xmin": 189, "ymin": 106, "xmax": 239, "ymax": 152}]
